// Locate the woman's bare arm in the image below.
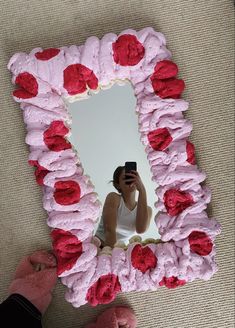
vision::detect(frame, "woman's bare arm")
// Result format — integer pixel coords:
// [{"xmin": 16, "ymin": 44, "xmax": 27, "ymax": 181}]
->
[
  {"xmin": 125, "ymin": 171, "xmax": 152, "ymax": 234},
  {"xmin": 102, "ymin": 192, "xmax": 119, "ymax": 247},
  {"xmin": 135, "ymin": 186, "xmax": 152, "ymax": 233}
]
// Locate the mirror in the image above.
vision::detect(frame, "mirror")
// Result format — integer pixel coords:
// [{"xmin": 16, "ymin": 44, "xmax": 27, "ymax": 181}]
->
[
  {"xmin": 67, "ymin": 81, "xmax": 159, "ymax": 248},
  {"xmin": 7, "ymin": 26, "xmax": 221, "ymax": 309}
]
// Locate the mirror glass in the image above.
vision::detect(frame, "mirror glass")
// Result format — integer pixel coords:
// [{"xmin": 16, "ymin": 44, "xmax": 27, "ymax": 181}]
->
[{"xmin": 67, "ymin": 82, "xmax": 160, "ymax": 247}]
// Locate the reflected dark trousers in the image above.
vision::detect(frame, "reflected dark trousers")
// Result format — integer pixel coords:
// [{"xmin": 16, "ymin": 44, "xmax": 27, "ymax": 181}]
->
[{"xmin": 0, "ymin": 294, "xmax": 42, "ymax": 327}]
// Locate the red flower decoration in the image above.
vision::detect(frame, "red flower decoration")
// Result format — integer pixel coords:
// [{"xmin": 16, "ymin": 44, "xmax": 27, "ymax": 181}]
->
[
  {"xmin": 151, "ymin": 60, "xmax": 178, "ymax": 79},
  {"xmin": 28, "ymin": 160, "xmax": 49, "ymax": 185},
  {"xmin": 150, "ymin": 60, "xmax": 185, "ymax": 99},
  {"xmin": 63, "ymin": 64, "xmax": 98, "ymax": 95},
  {"xmin": 159, "ymin": 276, "xmax": 186, "ymax": 289},
  {"xmin": 151, "ymin": 78, "xmax": 185, "ymax": 99},
  {"xmin": 51, "ymin": 229, "xmax": 83, "ymax": 275},
  {"xmin": 163, "ymin": 189, "xmax": 194, "ymax": 216},
  {"xmin": 112, "ymin": 34, "xmax": 145, "ymax": 66},
  {"xmin": 86, "ymin": 273, "xmax": 121, "ymax": 306},
  {"xmin": 13, "ymin": 72, "xmax": 38, "ymax": 99},
  {"xmin": 186, "ymin": 141, "xmax": 196, "ymax": 165},
  {"xmin": 188, "ymin": 231, "xmax": 213, "ymax": 256},
  {"xmin": 43, "ymin": 120, "xmax": 71, "ymax": 151},
  {"xmin": 53, "ymin": 180, "xmax": 81, "ymax": 205},
  {"xmin": 35, "ymin": 48, "xmax": 60, "ymax": 60},
  {"xmin": 131, "ymin": 244, "xmax": 157, "ymax": 273},
  {"xmin": 147, "ymin": 127, "xmax": 173, "ymax": 151}
]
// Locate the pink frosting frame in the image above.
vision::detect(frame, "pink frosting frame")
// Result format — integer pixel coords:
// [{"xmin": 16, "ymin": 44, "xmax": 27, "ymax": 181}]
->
[{"xmin": 7, "ymin": 27, "xmax": 221, "ymax": 308}]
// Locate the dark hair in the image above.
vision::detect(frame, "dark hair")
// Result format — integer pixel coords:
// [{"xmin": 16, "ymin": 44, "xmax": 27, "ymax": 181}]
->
[{"xmin": 109, "ymin": 166, "xmax": 125, "ymax": 193}]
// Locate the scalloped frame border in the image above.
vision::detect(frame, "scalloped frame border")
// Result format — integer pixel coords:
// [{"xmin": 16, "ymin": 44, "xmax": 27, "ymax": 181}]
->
[{"xmin": 7, "ymin": 27, "xmax": 221, "ymax": 308}]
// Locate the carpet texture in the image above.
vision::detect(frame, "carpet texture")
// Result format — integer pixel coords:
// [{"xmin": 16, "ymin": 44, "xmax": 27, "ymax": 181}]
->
[{"xmin": 0, "ymin": 1, "xmax": 234, "ymax": 327}]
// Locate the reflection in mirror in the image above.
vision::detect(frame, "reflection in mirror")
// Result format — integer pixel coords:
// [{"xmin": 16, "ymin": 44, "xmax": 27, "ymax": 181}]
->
[{"xmin": 68, "ymin": 82, "xmax": 159, "ymax": 248}]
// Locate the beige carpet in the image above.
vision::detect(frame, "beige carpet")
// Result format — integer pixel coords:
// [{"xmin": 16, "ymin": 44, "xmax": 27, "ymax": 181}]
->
[{"xmin": 0, "ymin": 1, "xmax": 234, "ymax": 327}]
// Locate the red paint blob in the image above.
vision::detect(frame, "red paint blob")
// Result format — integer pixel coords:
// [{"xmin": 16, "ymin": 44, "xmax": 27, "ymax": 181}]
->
[
  {"xmin": 163, "ymin": 189, "xmax": 194, "ymax": 216},
  {"xmin": 35, "ymin": 48, "xmax": 60, "ymax": 60},
  {"xmin": 159, "ymin": 276, "xmax": 186, "ymax": 289},
  {"xmin": 53, "ymin": 180, "xmax": 81, "ymax": 205},
  {"xmin": 131, "ymin": 244, "xmax": 157, "ymax": 273},
  {"xmin": 51, "ymin": 229, "xmax": 83, "ymax": 275},
  {"xmin": 188, "ymin": 231, "xmax": 213, "ymax": 256},
  {"xmin": 13, "ymin": 72, "xmax": 38, "ymax": 99},
  {"xmin": 147, "ymin": 127, "xmax": 173, "ymax": 151},
  {"xmin": 186, "ymin": 141, "xmax": 196, "ymax": 165},
  {"xmin": 86, "ymin": 274, "xmax": 121, "ymax": 306},
  {"xmin": 43, "ymin": 121, "xmax": 71, "ymax": 151},
  {"xmin": 112, "ymin": 34, "xmax": 145, "ymax": 66},
  {"xmin": 63, "ymin": 64, "xmax": 98, "ymax": 95},
  {"xmin": 28, "ymin": 160, "xmax": 49, "ymax": 185}
]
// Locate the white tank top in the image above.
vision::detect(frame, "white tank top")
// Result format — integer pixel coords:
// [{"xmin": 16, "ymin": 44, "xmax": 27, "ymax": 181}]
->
[{"xmin": 96, "ymin": 195, "xmax": 137, "ymax": 244}]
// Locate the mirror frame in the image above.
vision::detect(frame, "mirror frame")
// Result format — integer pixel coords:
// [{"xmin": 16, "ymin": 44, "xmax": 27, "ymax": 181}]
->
[{"xmin": 7, "ymin": 27, "xmax": 221, "ymax": 308}]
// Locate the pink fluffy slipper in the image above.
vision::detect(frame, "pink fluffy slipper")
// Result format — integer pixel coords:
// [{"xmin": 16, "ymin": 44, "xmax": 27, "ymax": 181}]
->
[
  {"xmin": 8, "ymin": 250, "xmax": 57, "ymax": 314},
  {"xmin": 85, "ymin": 306, "xmax": 137, "ymax": 328}
]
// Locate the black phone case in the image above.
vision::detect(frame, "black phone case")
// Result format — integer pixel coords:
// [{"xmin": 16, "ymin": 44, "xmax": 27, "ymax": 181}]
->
[{"xmin": 125, "ymin": 162, "xmax": 137, "ymax": 184}]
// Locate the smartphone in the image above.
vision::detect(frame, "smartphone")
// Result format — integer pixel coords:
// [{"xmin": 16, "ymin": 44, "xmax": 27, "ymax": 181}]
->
[{"xmin": 125, "ymin": 162, "xmax": 137, "ymax": 185}]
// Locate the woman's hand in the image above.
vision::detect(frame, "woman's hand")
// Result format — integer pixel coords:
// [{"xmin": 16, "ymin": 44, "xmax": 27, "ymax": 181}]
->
[{"xmin": 125, "ymin": 170, "xmax": 145, "ymax": 192}]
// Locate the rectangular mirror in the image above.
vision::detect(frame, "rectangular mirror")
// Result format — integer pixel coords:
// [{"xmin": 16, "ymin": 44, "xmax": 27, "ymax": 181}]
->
[{"xmin": 67, "ymin": 81, "xmax": 159, "ymax": 247}]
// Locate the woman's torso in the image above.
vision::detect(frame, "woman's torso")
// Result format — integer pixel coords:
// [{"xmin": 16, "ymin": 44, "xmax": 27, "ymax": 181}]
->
[{"xmin": 96, "ymin": 194, "xmax": 137, "ymax": 244}]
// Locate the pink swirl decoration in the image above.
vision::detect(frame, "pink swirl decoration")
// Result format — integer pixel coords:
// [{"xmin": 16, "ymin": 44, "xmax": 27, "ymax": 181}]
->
[{"xmin": 7, "ymin": 27, "xmax": 221, "ymax": 308}]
